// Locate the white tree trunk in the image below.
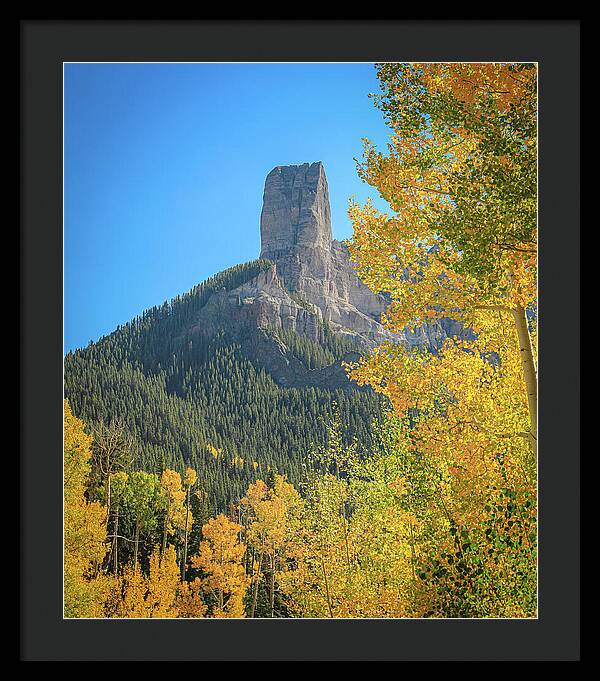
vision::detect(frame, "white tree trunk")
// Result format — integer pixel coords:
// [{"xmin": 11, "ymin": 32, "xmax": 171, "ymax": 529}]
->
[{"xmin": 512, "ymin": 305, "xmax": 537, "ymax": 457}]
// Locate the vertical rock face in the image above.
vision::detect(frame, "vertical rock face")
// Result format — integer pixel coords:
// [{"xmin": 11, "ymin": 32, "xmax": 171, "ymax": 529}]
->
[
  {"xmin": 260, "ymin": 162, "xmax": 332, "ymax": 260},
  {"xmin": 194, "ymin": 161, "xmax": 462, "ymax": 364},
  {"xmin": 257, "ymin": 162, "xmax": 393, "ymax": 345}
]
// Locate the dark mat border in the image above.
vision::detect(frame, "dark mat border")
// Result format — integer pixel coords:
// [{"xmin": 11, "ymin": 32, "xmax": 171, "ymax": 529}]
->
[{"xmin": 20, "ymin": 20, "xmax": 580, "ymax": 662}]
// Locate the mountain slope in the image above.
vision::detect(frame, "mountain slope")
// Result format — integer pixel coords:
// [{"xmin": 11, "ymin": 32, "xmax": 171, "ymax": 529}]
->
[
  {"xmin": 64, "ymin": 258, "xmax": 384, "ymax": 512},
  {"xmin": 65, "ymin": 162, "xmax": 461, "ymax": 512}
]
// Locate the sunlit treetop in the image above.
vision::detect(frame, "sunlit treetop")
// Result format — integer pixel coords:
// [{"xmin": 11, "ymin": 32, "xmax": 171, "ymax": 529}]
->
[{"xmin": 352, "ymin": 62, "xmax": 537, "ymax": 310}]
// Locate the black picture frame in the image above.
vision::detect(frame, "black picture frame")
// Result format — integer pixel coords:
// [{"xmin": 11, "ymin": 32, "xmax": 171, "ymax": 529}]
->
[{"xmin": 20, "ymin": 20, "xmax": 580, "ymax": 662}]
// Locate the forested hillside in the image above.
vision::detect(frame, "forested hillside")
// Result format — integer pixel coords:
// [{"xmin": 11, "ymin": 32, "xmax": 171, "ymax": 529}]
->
[
  {"xmin": 64, "ymin": 62, "xmax": 537, "ymax": 621},
  {"xmin": 65, "ymin": 260, "xmax": 384, "ymax": 513}
]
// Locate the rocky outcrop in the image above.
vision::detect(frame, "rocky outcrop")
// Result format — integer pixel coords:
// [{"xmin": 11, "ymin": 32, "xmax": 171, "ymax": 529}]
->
[
  {"xmin": 260, "ymin": 162, "xmax": 332, "ymax": 258},
  {"xmin": 191, "ymin": 263, "xmax": 325, "ymax": 342},
  {"xmin": 258, "ymin": 162, "xmax": 393, "ymax": 346},
  {"xmin": 186, "ymin": 161, "xmax": 464, "ymax": 389}
]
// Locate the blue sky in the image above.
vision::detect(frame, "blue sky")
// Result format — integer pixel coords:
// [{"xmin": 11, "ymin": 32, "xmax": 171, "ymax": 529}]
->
[{"xmin": 64, "ymin": 63, "xmax": 391, "ymax": 352}]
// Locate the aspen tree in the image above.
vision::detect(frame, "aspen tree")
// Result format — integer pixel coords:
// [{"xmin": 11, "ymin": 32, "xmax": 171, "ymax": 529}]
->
[
  {"xmin": 159, "ymin": 469, "xmax": 186, "ymax": 557},
  {"xmin": 192, "ymin": 514, "xmax": 249, "ymax": 617},
  {"xmin": 181, "ymin": 467, "xmax": 197, "ymax": 580},
  {"xmin": 349, "ymin": 63, "xmax": 537, "ymax": 455},
  {"xmin": 63, "ymin": 401, "xmax": 109, "ymax": 617}
]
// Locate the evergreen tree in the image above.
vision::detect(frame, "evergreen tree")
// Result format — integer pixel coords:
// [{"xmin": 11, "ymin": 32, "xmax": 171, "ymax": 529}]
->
[{"xmin": 65, "ymin": 260, "xmax": 385, "ymax": 512}]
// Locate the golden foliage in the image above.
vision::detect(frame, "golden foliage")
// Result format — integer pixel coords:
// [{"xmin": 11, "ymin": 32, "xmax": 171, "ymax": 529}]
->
[
  {"xmin": 63, "ymin": 63, "xmax": 537, "ymax": 619},
  {"xmin": 241, "ymin": 475, "xmax": 304, "ymax": 617},
  {"xmin": 342, "ymin": 62, "xmax": 538, "ymax": 617},
  {"xmin": 64, "ymin": 400, "xmax": 109, "ymax": 618},
  {"xmin": 109, "ymin": 545, "xmax": 184, "ymax": 618},
  {"xmin": 192, "ymin": 514, "xmax": 249, "ymax": 617},
  {"xmin": 160, "ymin": 469, "xmax": 188, "ymax": 550}
]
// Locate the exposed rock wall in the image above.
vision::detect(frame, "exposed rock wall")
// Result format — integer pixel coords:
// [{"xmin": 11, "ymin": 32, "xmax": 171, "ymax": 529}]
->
[
  {"xmin": 260, "ymin": 162, "xmax": 332, "ymax": 259},
  {"xmin": 187, "ymin": 162, "xmax": 464, "ymax": 388},
  {"xmin": 258, "ymin": 162, "xmax": 393, "ymax": 346}
]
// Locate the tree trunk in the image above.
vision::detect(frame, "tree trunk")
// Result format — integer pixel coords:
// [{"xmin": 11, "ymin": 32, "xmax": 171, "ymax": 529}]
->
[
  {"xmin": 218, "ymin": 547, "xmax": 224, "ymax": 612},
  {"xmin": 270, "ymin": 553, "xmax": 276, "ymax": 618},
  {"xmin": 512, "ymin": 304, "xmax": 538, "ymax": 456},
  {"xmin": 162, "ymin": 498, "xmax": 170, "ymax": 557},
  {"xmin": 320, "ymin": 554, "xmax": 334, "ymax": 618},
  {"xmin": 134, "ymin": 519, "xmax": 140, "ymax": 573},
  {"xmin": 409, "ymin": 521, "xmax": 417, "ymax": 582},
  {"xmin": 113, "ymin": 507, "xmax": 119, "ymax": 573},
  {"xmin": 342, "ymin": 504, "xmax": 351, "ymax": 570},
  {"xmin": 250, "ymin": 552, "xmax": 263, "ymax": 618},
  {"xmin": 181, "ymin": 486, "xmax": 191, "ymax": 581},
  {"xmin": 105, "ymin": 473, "xmax": 112, "ymax": 529}
]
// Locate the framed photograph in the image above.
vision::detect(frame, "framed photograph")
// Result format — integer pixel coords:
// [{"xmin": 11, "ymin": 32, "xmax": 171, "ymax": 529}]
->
[{"xmin": 20, "ymin": 20, "xmax": 580, "ymax": 661}]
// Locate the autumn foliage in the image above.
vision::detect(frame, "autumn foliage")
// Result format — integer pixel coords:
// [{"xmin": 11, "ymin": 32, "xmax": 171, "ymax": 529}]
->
[
  {"xmin": 346, "ymin": 62, "xmax": 537, "ymax": 616},
  {"xmin": 64, "ymin": 401, "xmax": 109, "ymax": 617},
  {"xmin": 64, "ymin": 62, "xmax": 536, "ymax": 618}
]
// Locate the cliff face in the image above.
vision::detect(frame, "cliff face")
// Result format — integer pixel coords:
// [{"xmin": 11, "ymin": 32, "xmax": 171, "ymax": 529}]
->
[
  {"xmin": 260, "ymin": 162, "xmax": 333, "ymax": 258},
  {"xmin": 190, "ymin": 161, "xmax": 461, "ymax": 387},
  {"xmin": 257, "ymin": 162, "xmax": 393, "ymax": 346}
]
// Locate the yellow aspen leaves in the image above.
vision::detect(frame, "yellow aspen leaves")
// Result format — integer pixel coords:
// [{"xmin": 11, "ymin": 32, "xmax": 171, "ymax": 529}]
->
[
  {"xmin": 64, "ymin": 400, "xmax": 109, "ymax": 618},
  {"xmin": 192, "ymin": 514, "xmax": 249, "ymax": 617},
  {"xmin": 159, "ymin": 469, "xmax": 187, "ymax": 554}
]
